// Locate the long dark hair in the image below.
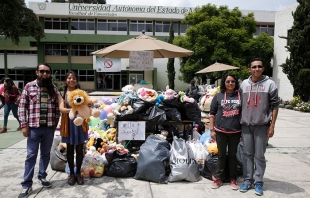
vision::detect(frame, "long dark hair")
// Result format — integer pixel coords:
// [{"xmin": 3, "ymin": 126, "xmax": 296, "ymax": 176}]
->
[
  {"xmin": 220, "ymin": 73, "xmax": 239, "ymax": 93},
  {"xmin": 4, "ymin": 77, "xmax": 16, "ymax": 94},
  {"xmin": 62, "ymin": 71, "xmax": 80, "ymax": 99}
]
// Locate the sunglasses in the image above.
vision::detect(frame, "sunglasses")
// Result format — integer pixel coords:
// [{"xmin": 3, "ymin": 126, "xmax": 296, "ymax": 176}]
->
[
  {"xmin": 225, "ymin": 80, "xmax": 236, "ymax": 84},
  {"xmin": 251, "ymin": 65, "xmax": 263, "ymax": 69},
  {"xmin": 38, "ymin": 70, "xmax": 51, "ymax": 74}
]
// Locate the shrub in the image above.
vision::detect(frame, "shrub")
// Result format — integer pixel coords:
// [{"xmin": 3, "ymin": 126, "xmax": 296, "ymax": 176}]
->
[
  {"xmin": 296, "ymin": 102, "xmax": 310, "ymax": 112},
  {"xmin": 290, "ymin": 96, "xmax": 302, "ymax": 107},
  {"xmin": 284, "ymin": 104, "xmax": 293, "ymax": 109}
]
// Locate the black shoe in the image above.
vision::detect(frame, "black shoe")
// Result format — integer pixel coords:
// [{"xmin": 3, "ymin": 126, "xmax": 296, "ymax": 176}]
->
[
  {"xmin": 18, "ymin": 187, "xmax": 32, "ymax": 198},
  {"xmin": 38, "ymin": 178, "xmax": 52, "ymax": 188}
]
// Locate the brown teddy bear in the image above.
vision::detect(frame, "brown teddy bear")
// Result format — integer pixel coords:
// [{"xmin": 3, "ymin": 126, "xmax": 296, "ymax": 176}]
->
[{"xmin": 68, "ymin": 89, "xmax": 101, "ymax": 126}]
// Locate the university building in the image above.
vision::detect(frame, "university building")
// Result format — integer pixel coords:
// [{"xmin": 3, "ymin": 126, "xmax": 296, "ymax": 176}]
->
[{"xmin": 0, "ymin": 2, "xmax": 295, "ymax": 100}]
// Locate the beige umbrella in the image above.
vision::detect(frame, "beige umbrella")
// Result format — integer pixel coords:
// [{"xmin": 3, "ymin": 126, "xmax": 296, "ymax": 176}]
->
[
  {"xmin": 196, "ymin": 62, "xmax": 239, "ymax": 74},
  {"xmin": 91, "ymin": 34, "xmax": 193, "ymax": 58}
]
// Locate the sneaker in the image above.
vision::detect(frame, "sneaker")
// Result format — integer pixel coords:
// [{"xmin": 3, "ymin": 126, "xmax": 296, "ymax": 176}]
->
[
  {"xmin": 18, "ymin": 187, "xmax": 32, "ymax": 198},
  {"xmin": 38, "ymin": 178, "xmax": 52, "ymax": 188},
  {"xmin": 239, "ymin": 182, "xmax": 251, "ymax": 192},
  {"xmin": 230, "ymin": 179, "xmax": 239, "ymax": 190},
  {"xmin": 211, "ymin": 179, "xmax": 223, "ymax": 189},
  {"xmin": 254, "ymin": 183, "xmax": 263, "ymax": 196}
]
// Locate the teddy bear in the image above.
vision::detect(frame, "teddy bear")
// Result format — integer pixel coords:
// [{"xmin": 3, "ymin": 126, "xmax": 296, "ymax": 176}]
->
[
  {"xmin": 121, "ymin": 84, "xmax": 135, "ymax": 94},
  {"xmin": 113, "ymin": 96, "xmax": 134, "ymax": 115},
  {"xmin": 105, "ymin": 113, "xmax": 115, "ymax": 128},
  {"xmin": 155, "ymin": 94, "xmax": 164, "ymax": 106},
  {"xmin": 137, "ymin": 88, "xmax": 157, "ymax": 102},
  {"xmin": 68, "ymin": 89, "xmax": 101, "ymax": 126}
]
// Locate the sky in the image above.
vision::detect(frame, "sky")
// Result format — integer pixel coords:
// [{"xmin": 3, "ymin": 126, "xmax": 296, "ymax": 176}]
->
[{"xmin": 25, "ymin": 0, "xmax": 297, "ymax": 11}]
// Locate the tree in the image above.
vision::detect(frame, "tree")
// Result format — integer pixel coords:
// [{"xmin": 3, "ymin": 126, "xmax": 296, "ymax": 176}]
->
[
  {"xmin": 166, "ymin": 21, "xmax": 175, "ymax": 90},
  {"xmin": 173, "ymin": 4, "xmax": 273, "ymax": 83},
  {"xmin": 0, "ymin": 0, "xmax": 44, "ymax": 45},
  {"xmin": 280, "ymin": 0, "xmax": 310, "ymax": 102}
]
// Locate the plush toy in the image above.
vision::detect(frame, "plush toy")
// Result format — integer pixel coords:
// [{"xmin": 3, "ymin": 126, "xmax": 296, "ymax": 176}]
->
[
  {"xmin": 114, "ymin": 96, "xmax": 134, "ymax": 115},
  {"xmin": 68, "ymin": 89, "xmax": 101, "ymax": 126},
  {"xmin": 86, "ymin": 137, "xmax": 95, "ymax": 149},
  {"xmin": 105, "ymin": 113, "xmax": 115, "ymax": 128},
  {"xmin": 199, "ymin": 86, "xmax": 220, "ymax": 111},
  {"xmin": 155, "ymin": 94, "xmax": 164, "ymax": 106},
  {"xmin": 179, "ymin": 91, "xmax": 195, "ymax": 103},
  {"xmin": 164, "ymin": 86, "xmax": 179, "ymax": 100},
  {"xmin": 137, "ymin": 87, "xmax": 157, "ymax": 102},
  {"xmin": 121, "ymin": 84, "xmax": 135, "ymax": 94},
  {"xmin": 115, "ymin": 144, "xmax": 129, "ymax": 154}
]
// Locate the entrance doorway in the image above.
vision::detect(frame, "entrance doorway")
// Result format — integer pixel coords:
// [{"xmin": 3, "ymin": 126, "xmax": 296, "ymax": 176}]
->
[{"xmin": 106, "ymin": 74, "xmax": 121, "ymax": 90}]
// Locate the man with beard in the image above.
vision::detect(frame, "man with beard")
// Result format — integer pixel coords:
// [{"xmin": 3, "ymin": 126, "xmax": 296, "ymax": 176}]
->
[{"xmin": 18, "ymin": 63, "xmax": 60, "ymax": 198}]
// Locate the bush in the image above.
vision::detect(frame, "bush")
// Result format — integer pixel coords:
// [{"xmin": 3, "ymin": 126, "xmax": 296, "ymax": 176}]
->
[
  {"xmin": 284, "ymin": 105, "xmax": 293, "ymax": 109},
  {"xmin": 290, "ymin": 96, "xmax": 302, "ymax": 107},
  {"xmin": 279, "ymin": 104, "xmax": 285, "ymax": 108},
  {"xmin": 296, "ymin": 102, "xmax": 310, "ymax": 112}
]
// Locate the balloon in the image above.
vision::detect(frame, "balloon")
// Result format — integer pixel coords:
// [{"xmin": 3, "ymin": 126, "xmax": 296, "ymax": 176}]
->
[
  {"xmin": 100, "ymin": 110, "xmax": 107, "ymax": 120},
  {"xmin": 90, "ymin": 116, "xmax": 100, "ymax": 126},
  {"xmin": 103, "ymin": 105, "xmax": 113, "ymax": 114},
  {"xmin": 101, "ymin": 97, "xmax": 116, "ymax": 105},
  {"xmin": 110, "ymin": 103, "xmax": 118, "ymax": 110}
]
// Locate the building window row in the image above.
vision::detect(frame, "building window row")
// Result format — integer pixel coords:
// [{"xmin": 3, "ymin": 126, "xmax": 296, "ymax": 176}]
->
[
  {"xmin": 44, "ymin": 18, "xmax": 190, "ymax": 33},
  {"xmin": 45, "ymin": 44, "xmax": 68, "ymax": 56},
  {"xmin": 44, "ymin": 44, "xmax": 112, "ymax": 56},
  {"xmin": 255, "ymin": 25, "xmax": 274, "ymax": 36},
  {"xmin": 0, "ymin": 50, "xmax": 37, "ymax": 55},
  {"xmin": 71, "ymin": 44, "xmax": 95, "ymax": 56}
]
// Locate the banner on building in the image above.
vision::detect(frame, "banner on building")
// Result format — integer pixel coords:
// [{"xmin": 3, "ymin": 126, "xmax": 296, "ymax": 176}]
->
[
  {"xmin": 129, "ymin": 51, "xmax": 154, "ymax": 70},
  {"xmin": 93, "ymin": 56, "xmax": 121, "ymax": 72}
]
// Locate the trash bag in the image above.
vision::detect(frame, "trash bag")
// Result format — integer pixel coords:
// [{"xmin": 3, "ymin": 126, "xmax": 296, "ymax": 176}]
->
[
  {"xmin": 158, "ymin": 103, "xmax": 182, "ymax": 122},
  {"xmin": 105, "ymin": 150, "xmax": 137, "ymax": 177},
  {"xmin": 132, "ymin": 98, "xmax": 154, "ymax": 114},
  {"xmin": 162, "ymin": 97, "xmax": 180, "ymax": 108},
  {"xmin": 141, "ymin": 106, "xmax": 167, "ymax": 122},
  {"xmin": 50, "ymin": 149, "xmax": 67, "ymax": 171},
  {"xmin": 168, "ymin": 137, "xmax": 201, "ymax": 182},
  {"xmin": 115, "ymin": 109, "xmax": 140, "ymax": 121},
  {"xmin": 179, "ymin": 102, "xmax": 202, "ymax": 130},
  {"xmin": 134, "ymin": 134, "xmax": 170, "ymax": 184},
  {"xmin": 168, "ymin": 137, "xmax": 189, "ymax": 182},
  {"xmin": 200, "ymin": 154, "xmax": 217, "ymax": 180}
]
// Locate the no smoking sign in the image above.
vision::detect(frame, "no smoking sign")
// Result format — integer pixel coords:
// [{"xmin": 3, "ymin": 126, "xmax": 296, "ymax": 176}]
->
[{"xmin": 104, "ymin": 59, "xmax": 113, "ymax": 68}]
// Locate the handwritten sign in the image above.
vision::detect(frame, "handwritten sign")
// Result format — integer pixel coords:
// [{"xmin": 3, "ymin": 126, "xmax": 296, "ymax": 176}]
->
[
  {"xmin": 129, "ymin": 51, "xmax": 154, "ymax": 70},
  {"xmin": 118, "ymin": 121, "xmax": 146, "ymax": 141}
]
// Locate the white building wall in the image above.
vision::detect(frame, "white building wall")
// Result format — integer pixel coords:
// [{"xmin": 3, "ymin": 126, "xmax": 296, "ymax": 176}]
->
[
  {"xmin": 273, "ymin": 3, "xmax": 298, "ymax": 101},
  {"xmin": 7, "ymin": 55, "xmax": 38, "ymax": 69}
]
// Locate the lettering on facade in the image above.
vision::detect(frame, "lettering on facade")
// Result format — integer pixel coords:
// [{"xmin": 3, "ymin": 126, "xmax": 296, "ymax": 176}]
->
[{"xmin": 68, "ymin": 3, "xmax": 193, "ymax": 17}]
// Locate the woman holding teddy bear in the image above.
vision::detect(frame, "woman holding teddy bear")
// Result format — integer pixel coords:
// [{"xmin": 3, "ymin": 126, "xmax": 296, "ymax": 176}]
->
[{"xmin": 58, "ymin": 71, "xmax": 87, "ymax": 186}]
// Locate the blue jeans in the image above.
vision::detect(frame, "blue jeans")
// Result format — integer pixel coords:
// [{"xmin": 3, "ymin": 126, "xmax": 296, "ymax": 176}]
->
[
  {"xmin": 3, "ymin": 103, "xmax": 20, "ymax": 127},
  {"xmin": 21, "ymin": 126, "xmax": 55, "ymax": 188}
]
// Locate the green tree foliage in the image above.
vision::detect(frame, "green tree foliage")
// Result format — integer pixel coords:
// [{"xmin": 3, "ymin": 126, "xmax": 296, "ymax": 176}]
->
[
  {"xmin": 174, "ymin": 4, "xmax": 274, "ymax": 83},
  {"xmin": 167, "ymin": 21, "xmax": 175, "ymax": 90},
  {"xmin": 52, "ymin": 0, "xmax": 106, "ymax": 3},
  {"xmin": 0, "ymin": 0, "xmax": 44, "ymax": 45},
  {"xmin": 280, "ymin": 0, "xmax": 310, "ymax": 102}
]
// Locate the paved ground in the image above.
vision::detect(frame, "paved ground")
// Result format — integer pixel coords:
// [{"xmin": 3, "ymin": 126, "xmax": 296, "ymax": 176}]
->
[{"xmin": 0, "ymin": 95, "xmax": 310, "ymax": 198}]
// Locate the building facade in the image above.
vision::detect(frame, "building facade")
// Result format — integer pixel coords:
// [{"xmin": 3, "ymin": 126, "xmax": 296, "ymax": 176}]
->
[{"xmin": 1, "ymin": 2, "xmax": 277, "ymax": 93}]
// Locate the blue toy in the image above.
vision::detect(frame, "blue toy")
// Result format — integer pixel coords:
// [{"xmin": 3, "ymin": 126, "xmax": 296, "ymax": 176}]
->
[{"xmin": 155, "ymin": 94, "xmax": 164, "ymax": 106}]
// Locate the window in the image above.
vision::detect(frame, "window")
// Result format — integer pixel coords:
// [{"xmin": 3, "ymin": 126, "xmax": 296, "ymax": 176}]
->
[
  {"xmin": 97, "ymin": 20, "xmax": 127, "ymax": 31},
  {"xmin": 97, "ymin": 44, "xmax": 111, "ymax": 50},
  {"xmin": 255, "ymin": 25, "xmax": 274, "ymax": 36},
  {"xmin": 71, "ymin": 19, "xmax": 94, "ymax": 30},
  {"xmin": 155, "ymin": 21, "xmax": 178, "ymax": 33},
  {"xmin": 71, "ymin": 44, "xmax": 94, "ymax": 56},
  {"xmin": 77, "ymin": 70, "xmax": 95, "ymax": 81},
  {"xmin": 52, "ymin": 70, "xmax": 68, "ymax": 82},
  {"xmin": 130, "ymin": 20, "xmax": 152, "ymax": 32},
  {"xmin": 45, "ymin": 44, "xmax": 68, "ymax": 56},
  {"xmin": 180, "ymin": 24, "xmax": 190, "ymax": 33},
  {"xmin": 287, "ymin": 29, "xmax": 292, "ymax": 46},
  {"xmin": 44, "ymin": 18, "xmax": 68, "ymax": 30},
  {"xmin": 4, "ymin": 51, "xmax": 37, "ymax": 55}
]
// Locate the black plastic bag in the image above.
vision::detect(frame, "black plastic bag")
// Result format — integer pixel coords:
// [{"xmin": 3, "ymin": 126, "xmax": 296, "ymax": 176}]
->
[
  {"xmin": 200, "ymin": 154, "xmax": 217, "ymax": 180},
  {"xmin": 132, "ymin": 98, "xmax": 154, "ymax": 113},
  {"xmin": 179, "ymin": 101, "xmax": 201, "ymax": 122},
  {"xmin": 158, "ymin": 103, "xmax": 182, "ymax": 122},
  {"xmin": 115, "ymin": 109, "xmax": 141, "ymax": 121},
  {"xmin": 162, "ymin": 97, "xmax": 180, "ymax": 108},
  {"xmin": 105, "ymin": 150, "xmax": 137, "ymax": 177},
  {"xmin": 141, "ymin": 106, "xmax": 167, "ymax": 122},
  {"xmin": 134, "ymin": 134, "xmax": 170, "ymax": 183}
]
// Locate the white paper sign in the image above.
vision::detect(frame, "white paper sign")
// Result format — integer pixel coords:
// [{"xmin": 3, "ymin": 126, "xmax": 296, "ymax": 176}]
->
[
  {"xmin": 129, "ymin": 51, "xmax": 154, "ymax": 70},
  {"xmin": 118, "ymin": 121, "xmax": 146, "ymax": 140},
  {"xmin": 93, "ymin": 56, "xmax": 121, "ymax": 72}
]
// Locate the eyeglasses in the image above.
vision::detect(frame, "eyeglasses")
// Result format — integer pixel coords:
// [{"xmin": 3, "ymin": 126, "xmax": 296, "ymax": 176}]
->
[
  {"xmin": 251, "ymin": 65, "xmax": 263, "ymax": 69},
  {"xmin": 225, "ymin": 80, "xmax": 236, "ymax": 84},
  {"xmin": 38, "ymin": 70, "xmax": 51, "ymax": 74}
]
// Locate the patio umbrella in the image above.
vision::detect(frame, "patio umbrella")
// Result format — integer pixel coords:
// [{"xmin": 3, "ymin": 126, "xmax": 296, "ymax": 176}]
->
[
  {"xmin": 91, "ymin": 33, "xmax": 193, "ymax": 58},
  {"xmin": 195, "ymin": 62, "xmax": 239, "ymax": 74}
]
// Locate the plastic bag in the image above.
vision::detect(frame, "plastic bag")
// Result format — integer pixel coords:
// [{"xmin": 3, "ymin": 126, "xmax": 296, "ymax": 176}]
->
[
  {"xmin": 141, "ymin": 106, "xmax": 167, "ymax": 122},
  {"xmin": 50, "ymin": 149, "xmax": 67, "ymax": 171},
  {"xmin": 105, "ymin": 150, "xmax": 137, "ymax": 177},
  {"xmin": 186, "ymin": 142, "xmax": 202, "ymax": 182},
  {"xmin": 158, "ymin": 103, "xmax": 182, "ymax": 122},
  {"xmin": 134, "ymin": 134, "xmax": 170, "ymax": 183},
  {"xmin": 132, "ymin": 98, "xmax": 154, "ymax": 114},
  {"xmin": 168, "ymin": 137, "xmax": 189, "ymax": 182}
]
